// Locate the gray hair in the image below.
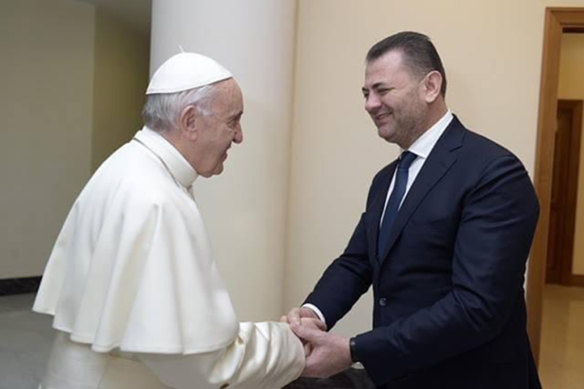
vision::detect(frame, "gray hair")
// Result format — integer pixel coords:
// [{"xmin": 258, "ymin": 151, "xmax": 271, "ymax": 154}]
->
[{"xmin": 141, "ymin": 84, "xmax": 219, "ymax": 132}]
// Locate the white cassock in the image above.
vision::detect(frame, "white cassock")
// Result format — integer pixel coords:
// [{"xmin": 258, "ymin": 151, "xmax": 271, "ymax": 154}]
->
[{"xmin": 33, "ymin": 127, "xmax": 304, "ymax": 389}]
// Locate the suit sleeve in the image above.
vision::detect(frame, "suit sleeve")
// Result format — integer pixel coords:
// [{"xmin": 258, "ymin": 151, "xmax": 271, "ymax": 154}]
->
[
  {"xmin": 139, "ymin": 321, "xmax": 305, "ymax": 389},
  {"xmin": 353, "ymin": 155, "xmax": 539, "ymax": 383}
]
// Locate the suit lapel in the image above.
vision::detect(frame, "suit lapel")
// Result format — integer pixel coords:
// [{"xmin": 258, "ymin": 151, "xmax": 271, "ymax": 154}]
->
[{"xmin": 378, "ymin": 116, "xmax": 466, "ymax": 264}]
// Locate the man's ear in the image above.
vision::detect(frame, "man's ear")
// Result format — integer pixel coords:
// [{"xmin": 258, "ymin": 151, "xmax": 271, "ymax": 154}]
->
[
  {"xmin": 178, "ymin": 105, "xmax": 198, "ymax": 140},
  {"xmin": 421, "ymin": 70, "xmax": 442, "ymax": 103}
]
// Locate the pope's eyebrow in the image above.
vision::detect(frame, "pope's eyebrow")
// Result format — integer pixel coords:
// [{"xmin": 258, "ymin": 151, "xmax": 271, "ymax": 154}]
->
[{"xmin": 230, "ymin": 111, "xmax": 243, "ymax": 121}]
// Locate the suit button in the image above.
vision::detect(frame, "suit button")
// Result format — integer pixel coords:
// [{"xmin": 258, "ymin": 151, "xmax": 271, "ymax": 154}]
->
[{"xmin": 379, "ymin": 297, "xmax": 388, "ymax": 307}]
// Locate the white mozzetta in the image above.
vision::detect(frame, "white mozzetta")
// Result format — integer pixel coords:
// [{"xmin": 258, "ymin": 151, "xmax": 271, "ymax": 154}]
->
[
  {"xmin": 34, "ymin": 127, "xmax": 239, "ymax": 353},
  {"xmin": 33, "ymin": 127, "xmax": 304, "ymax": 388}
]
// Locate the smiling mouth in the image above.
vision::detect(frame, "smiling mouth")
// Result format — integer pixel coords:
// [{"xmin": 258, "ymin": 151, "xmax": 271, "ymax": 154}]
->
[{"xmin": 374, "ymin": 112, "xmax": 392, "ymax": 122}]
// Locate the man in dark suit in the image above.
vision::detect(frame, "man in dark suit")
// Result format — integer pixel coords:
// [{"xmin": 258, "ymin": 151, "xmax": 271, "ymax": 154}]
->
[{"xmin": 285, "ymin": 31, "xmax": 541, "ymax": 388}]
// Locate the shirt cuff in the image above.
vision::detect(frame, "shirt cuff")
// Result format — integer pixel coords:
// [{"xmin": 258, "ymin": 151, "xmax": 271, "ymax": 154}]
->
[{"xmin": 301, "ymin": 303, "xmax": 327, "ymax": 327}]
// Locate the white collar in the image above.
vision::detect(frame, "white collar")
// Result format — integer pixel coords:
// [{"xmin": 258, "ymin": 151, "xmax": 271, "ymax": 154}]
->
[
  {"xmin": 406, "ymin": 110, "xmax": 453, "ymax": 158},
  {"xmin": 133, "ymin": 127, "xmax": 198, "ymax": 188}
]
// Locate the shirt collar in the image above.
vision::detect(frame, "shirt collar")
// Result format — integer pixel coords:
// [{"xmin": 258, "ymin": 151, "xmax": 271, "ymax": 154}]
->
[
  {"xmin": 406, "ymin": 110, "xmax": 453, "ymax": 159},
  {"xmin": 133, "ymin": 126, "xmax": 198, "ymax": 188}
]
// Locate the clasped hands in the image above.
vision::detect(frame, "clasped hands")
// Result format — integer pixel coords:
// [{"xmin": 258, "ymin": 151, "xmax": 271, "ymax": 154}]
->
[{"xmin": 281, "ymin": 307, "xmax": 352, "ymax": 378}]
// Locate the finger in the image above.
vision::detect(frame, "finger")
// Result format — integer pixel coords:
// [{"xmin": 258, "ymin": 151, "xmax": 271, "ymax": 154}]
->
[
  {"xmin": 287, "ymin": 307, "xmax": 302, "ymax": 326},
  {"xmin": 301, "ymin": 354, "xmax": 315, "ymax": 377},
  {"xmin": 280, "ymin": 315, "xmax": 288, "ymax": 323},
  {"xmin": 301, "ymin": 317, "xmax": 327, "ymax": 331},
  {"xmin": 291, "ymin": 320, "xmax": 320, "ymax": 342}
]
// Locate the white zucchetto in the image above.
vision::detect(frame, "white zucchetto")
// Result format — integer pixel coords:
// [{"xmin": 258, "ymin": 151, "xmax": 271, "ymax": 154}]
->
[{"xmin": 146, "ymin": 52, "xmax": 232, "ymax": 95}]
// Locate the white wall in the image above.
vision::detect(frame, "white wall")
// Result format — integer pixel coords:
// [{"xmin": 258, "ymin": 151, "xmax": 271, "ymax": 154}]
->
[
  {"xmin": 284, "ymin": 0, "xmax": 584, "ymax": 337},
  {"xmin": 150, "ymin": 0, "xmax": 297, "ymax": 321},
  {"xmin": 0, "ymin": 0, "xmax": 95, "ymax": 278},
  {"xmin": 558, "ymin": 33, "xmax": 584, "ymax": 276}
]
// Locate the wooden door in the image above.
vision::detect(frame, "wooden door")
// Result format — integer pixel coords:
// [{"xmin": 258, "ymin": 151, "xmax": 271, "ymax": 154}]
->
[
  {"xmin": 529, "ymin": 8, "xmax": 584, "ymax": 362},
  {"xmin": 545, "ymin": 100, "xmax": 582, "ymax": 285}
]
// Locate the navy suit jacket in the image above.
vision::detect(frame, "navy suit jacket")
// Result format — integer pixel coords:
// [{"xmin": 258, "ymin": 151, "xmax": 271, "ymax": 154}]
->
[{"xmin": 305, "ymin": 117, "xmax": 541, "ymax": 388}]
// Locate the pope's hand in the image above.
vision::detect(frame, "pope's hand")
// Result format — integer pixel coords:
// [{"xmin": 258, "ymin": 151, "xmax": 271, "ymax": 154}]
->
[
  {"xmin": 290, "ymin": 320, "xmax": 352, "ymax": 378},
  {"xmin": 281, "ymin": 307, "xmax": 326, "ymax": 330},
  {"xmin": 281, "ymin": 307, "xmax": 327, "ymax": 357}
]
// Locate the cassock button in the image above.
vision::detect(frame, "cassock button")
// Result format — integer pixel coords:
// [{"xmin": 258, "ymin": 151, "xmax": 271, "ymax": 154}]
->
[{"xmin": 379, "ymin": 297, "xmax": 388, "ymax": 307}]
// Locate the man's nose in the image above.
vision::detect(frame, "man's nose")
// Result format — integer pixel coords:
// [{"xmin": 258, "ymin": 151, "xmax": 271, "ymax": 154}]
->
[{"xmin": 364, "ymin": 94, "xmax": 380, "ymax": 113}]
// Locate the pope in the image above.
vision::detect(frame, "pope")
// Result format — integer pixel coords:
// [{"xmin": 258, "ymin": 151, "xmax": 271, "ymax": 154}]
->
[{"xmin": 33, "ymin": 52, "xmax": 310, "ymax": 389}]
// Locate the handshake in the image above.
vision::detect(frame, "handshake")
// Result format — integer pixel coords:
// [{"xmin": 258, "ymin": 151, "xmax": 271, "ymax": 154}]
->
[{"xmin": 281, "ymin": 307, "xmax": 353, "ymax": 379}]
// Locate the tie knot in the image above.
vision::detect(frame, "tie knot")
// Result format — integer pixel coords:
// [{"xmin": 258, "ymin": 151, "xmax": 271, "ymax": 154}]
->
[{"xmin": 398, "ymin": 151, "xmax": 417, "ymax": 170}]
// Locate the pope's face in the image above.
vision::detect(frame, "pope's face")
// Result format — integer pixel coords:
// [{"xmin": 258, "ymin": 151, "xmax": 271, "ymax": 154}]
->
[
  {"xmin": 362, "ymin": 50, "xmax": 428, "ymax": 148},
  {"xmin": 195, "ymin": 79, "xmax": 244, "ymax": 177}
]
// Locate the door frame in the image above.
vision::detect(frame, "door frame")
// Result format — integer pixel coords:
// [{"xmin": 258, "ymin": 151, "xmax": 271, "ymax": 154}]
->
[{"xmin": 528, "ymin": 7, "xmax": 584, "ymax": 362}]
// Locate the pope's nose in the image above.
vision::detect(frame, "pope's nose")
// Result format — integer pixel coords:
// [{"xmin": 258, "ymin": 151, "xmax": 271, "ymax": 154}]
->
[{"xmin": 233, "ymin": 127, "xmax": 243, "ymax": 144}]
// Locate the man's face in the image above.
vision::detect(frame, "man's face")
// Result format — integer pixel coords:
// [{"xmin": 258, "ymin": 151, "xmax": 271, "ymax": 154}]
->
[
  {"xmin": 362, "ymin": 50, "xmax": 428, "ymax": 148},
  {"xmin": 194, "ymin": 79, "xmax": 244, "ymax": 177}
]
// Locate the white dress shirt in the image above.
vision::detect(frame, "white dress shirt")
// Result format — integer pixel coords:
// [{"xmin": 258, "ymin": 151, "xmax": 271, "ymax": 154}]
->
[{"xmin": 379, "ymin": 110, "xmax": 453, "ymax": 223}]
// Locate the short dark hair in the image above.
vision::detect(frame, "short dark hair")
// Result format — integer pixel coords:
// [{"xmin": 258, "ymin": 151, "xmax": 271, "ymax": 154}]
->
[{"xmin": 366, "ymin": 31, "xmax": 447, "ymax": 97}]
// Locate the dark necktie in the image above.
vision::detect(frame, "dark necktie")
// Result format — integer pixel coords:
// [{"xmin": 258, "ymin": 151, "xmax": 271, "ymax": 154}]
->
[{"xmin": 377, "ymin": 151, "xmax": 417, "ymax": 258}]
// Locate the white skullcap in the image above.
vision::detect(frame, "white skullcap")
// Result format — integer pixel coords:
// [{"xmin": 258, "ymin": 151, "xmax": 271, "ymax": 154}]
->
[{"xmin": 146, "ymin": 52, "xmax": 232, "ymax": 95}]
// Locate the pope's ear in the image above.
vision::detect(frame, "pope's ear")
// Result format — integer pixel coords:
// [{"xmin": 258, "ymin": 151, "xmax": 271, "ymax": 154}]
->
[{"xmin": 178, "ymin": 105, "xmax": 198, "ymax": 140}]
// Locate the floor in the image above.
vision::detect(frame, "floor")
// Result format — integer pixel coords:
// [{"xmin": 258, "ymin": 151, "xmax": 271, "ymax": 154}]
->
[
  {"xmin": 0, "ymin": 285, "xmax": 582, "ymax": 388},
  {"xmin": 539, "ymin": 284, "xmax": 584, "ymax": 389},
  {"xmin": 0, "ymin": 294, "xmax": 53, "ymax": 389}
]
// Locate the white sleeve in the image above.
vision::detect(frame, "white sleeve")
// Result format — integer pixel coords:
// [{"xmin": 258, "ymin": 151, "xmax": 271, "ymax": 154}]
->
[
  {"xmin": 139, "ymin": 321, "xmax": 305, "ymax": 389},
  {"xmin": 301, "ymin": 304, "xmax": 327, "ymax": 327}
]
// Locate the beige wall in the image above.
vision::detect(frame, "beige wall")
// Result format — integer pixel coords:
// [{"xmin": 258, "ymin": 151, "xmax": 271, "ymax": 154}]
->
[
  {"xmin": 284, "ymin": 0, "xmax": 584, "ymax": 337},
  {"xmin": 91, "ymin": 9, "xmax": 150, "ymax": 171},
  {"xmin": 3, "ymin": 0, "xmax": 584, "ymax": 336},
  {"xmin": 0, "ymin": 0, "xmax": 149, "ymax": 279},
  {"xmin": 0, "ymin": 0, "xmax": 95, "ymax": 278},
  {"xmin": 558, "ymin": 33, "xmax": 584, "ymax": 275}
]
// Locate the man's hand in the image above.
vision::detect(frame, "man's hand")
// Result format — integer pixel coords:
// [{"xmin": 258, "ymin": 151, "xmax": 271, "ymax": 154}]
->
[
  {"xmin": 296, "ymin": 318, "xmax": 327, "ymax": 357},
  {"xmin": 290, "ymin": 321, "xmax": 352, "ymax": 378},
  {"xmin": 281, "ymin": 307, "xmax": 326, "ymax": 330}
]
